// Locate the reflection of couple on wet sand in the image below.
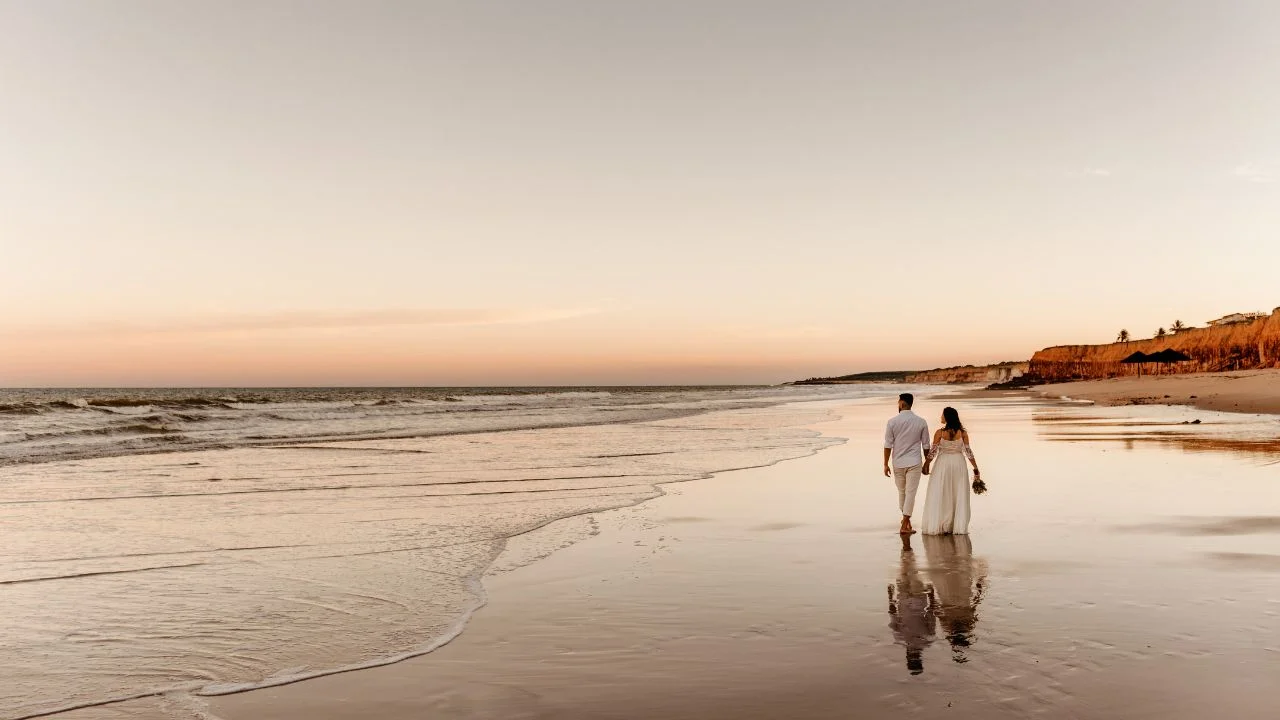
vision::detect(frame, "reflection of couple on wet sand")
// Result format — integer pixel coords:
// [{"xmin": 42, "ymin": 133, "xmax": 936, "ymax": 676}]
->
[
  {"xmin": 887, "ymin": 534, "xmax": 988, "ymax": 675},
  {"xmin": 882, "ymin": 393, "xmax": 984, "ymax": 536}
]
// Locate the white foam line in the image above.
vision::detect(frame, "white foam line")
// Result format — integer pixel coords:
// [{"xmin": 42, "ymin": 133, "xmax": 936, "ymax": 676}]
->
[
  {"xmin": 196, "ymin": 571, "xmax": 489, "ymax": 696},
  {"xmin": 160, "ymin": 692, "xmax": 227, "ymax": 720},
  {"xmin": 8, "ymin": 682, "xmax": 206, "ymax": 720}
]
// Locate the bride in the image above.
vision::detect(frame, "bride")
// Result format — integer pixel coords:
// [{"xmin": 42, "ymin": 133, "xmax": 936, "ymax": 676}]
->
[{"xmin": 920, "ymin": 407, "xmax": 981, "ymax": 535}]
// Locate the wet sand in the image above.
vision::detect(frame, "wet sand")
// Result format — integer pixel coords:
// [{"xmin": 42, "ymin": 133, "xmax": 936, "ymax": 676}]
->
[
  {"xmin": 62, "ymin": 394, "xmax": 1280, "ymax": 719},
  {"xmin": 1035, "ymin": 369, "xmax": 1280, "ymax": 415}
]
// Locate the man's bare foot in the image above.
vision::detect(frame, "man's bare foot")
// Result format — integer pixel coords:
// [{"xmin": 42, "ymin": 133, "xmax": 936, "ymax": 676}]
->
[{"xmin": 899, "ymin": 518, "xmax": 916, "ymax": 535}]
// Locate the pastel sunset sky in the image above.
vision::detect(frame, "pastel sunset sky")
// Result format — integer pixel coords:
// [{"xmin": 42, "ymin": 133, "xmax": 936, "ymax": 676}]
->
[{"xmin": 3, "ymin": 1, "xmax": 1277, "ymax": 386}]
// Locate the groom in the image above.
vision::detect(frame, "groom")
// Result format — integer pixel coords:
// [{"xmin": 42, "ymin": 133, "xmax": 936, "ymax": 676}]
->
[{"xmin": 882, "ymin": 393, "xmax": 932, "ymax": 535}]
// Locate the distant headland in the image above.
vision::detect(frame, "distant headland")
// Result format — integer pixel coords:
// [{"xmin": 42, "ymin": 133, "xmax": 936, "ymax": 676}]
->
[{"xmin": 788, "ymin": 361, "xmax": 1028, "ymax": 386}]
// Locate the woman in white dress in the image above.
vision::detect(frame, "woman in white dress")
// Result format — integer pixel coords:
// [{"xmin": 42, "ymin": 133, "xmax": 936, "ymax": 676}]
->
[{"xmin": 920, "ymin": 407, "xmax": 981, "ymax": 535}]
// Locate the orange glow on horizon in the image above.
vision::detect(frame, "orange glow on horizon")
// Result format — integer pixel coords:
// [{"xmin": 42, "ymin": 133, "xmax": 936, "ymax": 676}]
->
[{"xmin": 0, "ymin": 321, "xmax": 1027, "ymax": 387}]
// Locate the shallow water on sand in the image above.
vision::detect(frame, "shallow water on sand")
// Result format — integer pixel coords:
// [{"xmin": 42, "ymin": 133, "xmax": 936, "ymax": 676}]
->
[{"xmin": 0, "ymin": 386, "xmax": 889, "ymax": 719}]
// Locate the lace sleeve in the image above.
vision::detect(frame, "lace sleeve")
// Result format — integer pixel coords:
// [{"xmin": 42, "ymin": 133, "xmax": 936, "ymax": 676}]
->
[
  {"xmin": 963, "ymin": 441, "xmax": 977, "ymax": 467},
  {"xmin": 925, "ymin": 442, "xmax": 939, "ymax": 462}
]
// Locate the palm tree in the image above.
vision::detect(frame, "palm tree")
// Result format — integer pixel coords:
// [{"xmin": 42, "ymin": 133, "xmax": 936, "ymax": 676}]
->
[
  {"xmin": 1156, "ymin": 327, "xmax": 1167, "ymax": 338},
  {"xmin": 1171, "ymin": 320, "xmax": 1186, "ymax": 333},
  {"xmin": 1117, "ymin": 329, "xmax": 1130, "ymax": 343}
]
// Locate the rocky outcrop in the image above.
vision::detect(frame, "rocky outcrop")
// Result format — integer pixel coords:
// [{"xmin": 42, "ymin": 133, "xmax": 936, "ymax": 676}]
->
[
  {"xmin": 905, "ymin": 362, "xmax": 1028, "ymax": 385},
  {"xmin": 1029, "ymin": 309, "xmax": 1280, "ymax": 382}
]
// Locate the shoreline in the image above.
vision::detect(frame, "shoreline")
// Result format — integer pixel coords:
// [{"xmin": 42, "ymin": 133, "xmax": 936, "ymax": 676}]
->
[{"xmin": 200, "ymin": 434, "xmax": 849, "ymax": 700}]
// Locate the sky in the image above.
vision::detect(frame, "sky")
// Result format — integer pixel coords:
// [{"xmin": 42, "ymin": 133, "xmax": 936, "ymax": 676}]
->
[{"xmin": 2, "ymin": 1, "xmax": 1278, "ymax": 386}]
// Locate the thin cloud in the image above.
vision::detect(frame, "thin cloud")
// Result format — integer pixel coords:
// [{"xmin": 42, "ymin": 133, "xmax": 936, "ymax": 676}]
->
[
  {"xmin": 1232, "ymin": 163, "xmax": 1274, "ymax": 183},
  {"xmin": 719, "ymin": 325, "xmax": 838, "ymax": 341},
  {"xmin": 1067, "ymin": 168, "xmax": 1112, "ymax": 178},
  {"xmin": 5, "ymin": 307, "xmax": 597, "ymax": 336}
]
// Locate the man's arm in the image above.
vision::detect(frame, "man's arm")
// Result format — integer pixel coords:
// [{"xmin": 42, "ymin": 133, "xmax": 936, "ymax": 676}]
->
[
  {"xmin": 883, "ymin": 422, "xmax": 894, "ymax": 477},
  {"xmin": 922, "ymin": 428, "xmax": 936, "ymax": 474}
]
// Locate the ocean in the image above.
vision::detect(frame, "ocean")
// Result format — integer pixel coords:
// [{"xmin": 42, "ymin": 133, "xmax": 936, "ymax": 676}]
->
[{"xmin": 0, "ymin": 384, "xmax": 899, "ymax": 719}]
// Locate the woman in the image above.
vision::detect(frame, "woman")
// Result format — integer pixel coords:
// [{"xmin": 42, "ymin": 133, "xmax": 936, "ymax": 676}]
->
[{"xmin": 920, "ymin": 407, "xmax": 981, "ymax": 535}]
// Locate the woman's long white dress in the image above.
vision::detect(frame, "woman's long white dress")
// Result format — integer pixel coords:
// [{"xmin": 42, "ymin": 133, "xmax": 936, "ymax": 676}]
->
[{"xmin": 921, "ymin": 437, "xmax": 974, "ymax": 535}]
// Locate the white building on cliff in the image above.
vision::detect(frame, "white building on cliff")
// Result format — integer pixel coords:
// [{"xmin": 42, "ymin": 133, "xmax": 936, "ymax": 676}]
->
[{"xmin": 1207, "ymin": 312, "xmax": 1266, "ymax": 327}]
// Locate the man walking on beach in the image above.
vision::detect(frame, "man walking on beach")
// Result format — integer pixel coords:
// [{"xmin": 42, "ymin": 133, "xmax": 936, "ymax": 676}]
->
[{"xmin": 883, "ymin": 393, "xmax": 931, "ymax": 535}]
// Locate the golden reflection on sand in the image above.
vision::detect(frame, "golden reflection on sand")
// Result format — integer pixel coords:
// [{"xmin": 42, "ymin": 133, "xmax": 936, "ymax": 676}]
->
[
  {"xmin": 1204, "ymin": 552, "xmax": 1280, "ymax": 572},
  {"xmin": 1032, "ymin": 412, "xmax": 1280, "ymax": 460},
  {"xmin": 1117, "ymin": 516, "xmax": 1280, "ymax": 536}
]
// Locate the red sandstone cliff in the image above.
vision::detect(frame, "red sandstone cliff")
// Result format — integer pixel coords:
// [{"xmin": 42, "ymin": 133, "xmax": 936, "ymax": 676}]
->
[{"xmin": 1029, "ymin": 309, "xmax": 1280, "ymax": 382}]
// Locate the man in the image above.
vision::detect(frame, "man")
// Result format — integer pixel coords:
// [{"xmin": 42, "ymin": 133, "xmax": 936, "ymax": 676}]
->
[{"xmin": 883, "ymin": 392, "xmax": 931, "ymax": 535}]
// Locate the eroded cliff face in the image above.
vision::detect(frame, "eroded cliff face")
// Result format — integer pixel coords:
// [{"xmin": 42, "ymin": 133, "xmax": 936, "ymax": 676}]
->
[
  {"xmin": 905, "ymin": 362, "xmax": 1028, "ymax": 384},
  {"xmin": 1029, "ymin": 309, "xmax": 1280, "ymax": 382}
]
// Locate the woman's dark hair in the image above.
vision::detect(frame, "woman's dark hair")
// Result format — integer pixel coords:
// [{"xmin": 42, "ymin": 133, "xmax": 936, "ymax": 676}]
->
[{"xmin": 942, "ymin": 407, "xmax": 964, "ymax": 434}]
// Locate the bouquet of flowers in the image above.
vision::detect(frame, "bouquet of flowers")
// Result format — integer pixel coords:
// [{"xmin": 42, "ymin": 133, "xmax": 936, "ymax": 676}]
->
[{"xmin": 972, "ymin": 470, "xmax": 987, "ymax": 495}]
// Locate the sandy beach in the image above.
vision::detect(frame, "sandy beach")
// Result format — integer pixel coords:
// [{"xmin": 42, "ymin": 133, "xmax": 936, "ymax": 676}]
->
[
  {"xmin": 59, "ymin": 392, "xmax": 1280, "ymax": 720},
  {"xmin": 1035, "ymin": 369, "xmax": 1280, "ymax": 415}
]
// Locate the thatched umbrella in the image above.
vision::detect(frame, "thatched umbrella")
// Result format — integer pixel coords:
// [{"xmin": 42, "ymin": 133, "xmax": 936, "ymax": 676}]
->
[
  {"xmin": 1148, "ymin": 348, "xmax": 1191, "ymax": 363},
  {"xmin": 1147, "ymin": 348, "xmax": 1191, "ymax": 374},
  {"xmin": 1121, "ymin": 351, "xmax": 1150, "ymax": 377}
]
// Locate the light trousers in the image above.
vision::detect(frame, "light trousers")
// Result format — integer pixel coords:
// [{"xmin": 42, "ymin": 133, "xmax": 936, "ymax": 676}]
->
[{"xmin": 893, "ymin": 464, "xmax": 923, "ymax": 518}]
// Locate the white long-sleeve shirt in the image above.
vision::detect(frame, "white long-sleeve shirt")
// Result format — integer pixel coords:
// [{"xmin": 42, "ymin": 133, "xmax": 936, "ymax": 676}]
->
[{"xmin": 884, "ymin": 409, "xmax": 932, "ymax": 468}]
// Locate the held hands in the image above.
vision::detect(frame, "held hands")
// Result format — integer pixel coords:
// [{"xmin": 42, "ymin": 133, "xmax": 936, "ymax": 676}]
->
[{"xmin": 921, "ymin": 463, "xmax": 931, "ymax": 475}]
